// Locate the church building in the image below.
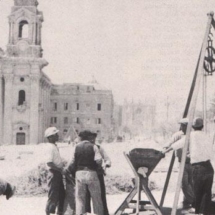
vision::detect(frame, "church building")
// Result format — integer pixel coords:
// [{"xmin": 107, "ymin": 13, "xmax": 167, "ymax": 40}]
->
[{"xmin": 0, "ymin": 0, "xmax": 114, "ymax": 145}]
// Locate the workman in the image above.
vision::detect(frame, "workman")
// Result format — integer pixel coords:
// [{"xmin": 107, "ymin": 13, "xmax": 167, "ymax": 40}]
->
[
  {"xmin": 164, "ymin": 117, "xmax": 214, "ymax": 215},
  {"xmin": 163, "ymin": 118, "xmax": 194, "ymax": 209},
  {"xmin": 86, "ymin": 132, "xmax": 111, "ymax": 215},
  {"xmin": 44, "ymin": 127, "xmax": 65, "ymax": 215},
  {"xmin": 65, "ymin": 130, "xmax": 104, "ymax": 215}
]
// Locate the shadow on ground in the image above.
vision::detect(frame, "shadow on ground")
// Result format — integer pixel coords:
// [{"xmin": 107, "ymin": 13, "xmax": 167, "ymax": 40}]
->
[{"xmin": 162, "ymin": 201, "xmax": 215, "ymax": 215}]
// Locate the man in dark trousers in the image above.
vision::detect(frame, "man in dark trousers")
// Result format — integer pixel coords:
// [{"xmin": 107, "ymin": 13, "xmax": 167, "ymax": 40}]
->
[
  {"xmin": 86, "ymin": 132, "xmax": 111, "ymax": 215},
  {"xmin": 163, "ymin": 118, "xmax": 194, "ymax": 209},
  {"xmin": 44, "ymin": 127, "xmax": 65, "ymax": 215},
  {"xmin": 65, "ymin": 130, "xmax": 104, "ymax": 215},
  {"xmin": 165, "ymin": 117, "xmax": 214, "ymax": 215},
  {"xmin": 189, "ymin": 118, "xmax": 214, "ymax": 215}
]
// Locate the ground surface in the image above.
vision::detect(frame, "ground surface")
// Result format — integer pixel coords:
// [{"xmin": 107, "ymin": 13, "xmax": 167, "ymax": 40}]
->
[
  {"xmin": 0, "ymin": 139, "xmax": 215, "ymax": 214},
  {"xmin": 0, "ymin": 191, "xmax": 183, "ymax": 215}
]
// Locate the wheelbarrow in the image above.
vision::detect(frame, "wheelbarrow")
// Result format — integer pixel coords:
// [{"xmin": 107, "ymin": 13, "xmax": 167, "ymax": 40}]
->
[{"xmin": 114, "ymin": 148, "xmax": 165, "ymax": 215}]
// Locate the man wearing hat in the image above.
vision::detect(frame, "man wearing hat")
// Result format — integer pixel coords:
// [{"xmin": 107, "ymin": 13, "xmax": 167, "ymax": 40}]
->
[
  {"xmin": 165, "ymin": 117, "xmax": 214, "ymax": 214},
  {"xmin": 44, "ymin": 127, "xmax": 65, "ymax": 215},
  {"xmin": 163, "ymin": 118, "xmax": 194, "ymax": 209},
  {"xmin": 65, "ymin": 130, "xmax": 104, "ymax": 215}
]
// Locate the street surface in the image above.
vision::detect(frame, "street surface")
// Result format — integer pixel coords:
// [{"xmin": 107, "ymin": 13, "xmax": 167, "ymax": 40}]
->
[{"xmin": 0, "ymin": 192, "xmax": 183, "ymax": 215}]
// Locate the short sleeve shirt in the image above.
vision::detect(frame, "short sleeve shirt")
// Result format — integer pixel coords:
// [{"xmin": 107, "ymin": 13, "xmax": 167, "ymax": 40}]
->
[
  {"xmin": 45, "ymin": 143, "xmax": 63, "ymax": 169},
  {"xmin": 171, "ymin": 130, "xmax": 213, "ymax": 164}
]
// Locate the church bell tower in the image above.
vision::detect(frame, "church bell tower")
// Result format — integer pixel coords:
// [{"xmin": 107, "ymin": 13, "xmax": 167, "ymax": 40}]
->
[{"xmin": 0, "ymin": 0, "xmax": 49, "ymax": 145}]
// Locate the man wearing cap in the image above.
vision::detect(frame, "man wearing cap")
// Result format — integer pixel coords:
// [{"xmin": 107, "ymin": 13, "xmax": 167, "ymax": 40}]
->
[
  {"xmin": 65, "ymin": 130, "xmax": 104, "ymax": 215},
  {"xmin": 163, "ymin": 118, "xmax": 194, "ymax": 209},
  {"xmin": 44, "ymin": 127, "xmax": 65, "ymax": 215},
  {"xmin": 165, "ymin": 117, "xmax": 214, "ymax": 215},
  {"xmin": 86, "ymin": 132, "xmax": 111, "ymax": 215}
]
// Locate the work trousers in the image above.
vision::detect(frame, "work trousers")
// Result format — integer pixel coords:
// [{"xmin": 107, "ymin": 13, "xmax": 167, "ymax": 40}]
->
[
  {"xmin": 86, "ymin": 174, "xmax": 109, "ymax": 215},
  {"xmin": 63, "ymin": 176, "xmax": 75, "ymax": 215},
  {"xmin": 192, "ymin": 160, "xmax": 214, "ymax": 215},
  {"xmin": 181, "ymin": 163, "xmax": 194, "ymax": 206},
  {"xmin": 76, "ymin": 170, "xmax": 104, "ymax": 215},
  {"xmin": 46, "ymin": 169, "xmax": 65, "ymax": 215}
]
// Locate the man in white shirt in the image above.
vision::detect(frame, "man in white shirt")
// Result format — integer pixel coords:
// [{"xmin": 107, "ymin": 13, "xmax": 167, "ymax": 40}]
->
[
  {"xmin": 44, "ymin": 127, "xmax": 65, "ymax": 215},
  {"xmin": 163, "ymin": 118, "xmax": 194, "ymax": 209},
  {"xmin": 165, "ymin": 117, "xmax": 214, "ymax": 215}
]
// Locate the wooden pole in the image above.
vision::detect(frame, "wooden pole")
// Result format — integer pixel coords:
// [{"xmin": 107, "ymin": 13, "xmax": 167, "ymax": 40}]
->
[
  {"xmin": 159, "ymin": 153, "xmax": 175, "ymax": 207},
  {"xmin": 205, "ymin": 73, "xmax": 207, "ymax": 132},
  {"xmin": 160, "ymin": 42, "xmax": 202, "ymax": 208},
  {"xmin": 202, "ymin": 70, "xmax": 207, "ymax": 132},
  {"xmin": 171, "ymin": 12, "xmax": 214, "ymax": 215}
]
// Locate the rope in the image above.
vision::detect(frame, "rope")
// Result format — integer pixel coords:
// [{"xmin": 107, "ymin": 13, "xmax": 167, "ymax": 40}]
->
[{"xmin": 202, "ymin": 71, "xmax": 207, "ymax": 133}]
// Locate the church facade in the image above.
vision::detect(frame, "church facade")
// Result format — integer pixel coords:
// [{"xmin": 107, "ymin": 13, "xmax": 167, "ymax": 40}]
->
[{"xmin": 0, "ymin": 0, "xmax": 113, "ymax": 145}]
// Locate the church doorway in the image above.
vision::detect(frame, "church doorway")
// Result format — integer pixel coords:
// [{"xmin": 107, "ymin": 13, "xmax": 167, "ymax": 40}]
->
[{"xmin": 16, "ymin": 132, "xmax": 26, "ymax": 145}]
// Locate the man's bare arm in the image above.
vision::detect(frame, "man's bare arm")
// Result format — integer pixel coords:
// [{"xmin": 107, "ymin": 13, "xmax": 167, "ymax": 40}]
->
[{"xmin": 47, "ymin": 162, "xmax": 63, "ymax": 173}]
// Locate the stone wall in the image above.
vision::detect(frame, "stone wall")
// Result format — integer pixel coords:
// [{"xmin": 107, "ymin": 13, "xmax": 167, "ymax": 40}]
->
[{"xmin": 50, "ymin": 84, "xmax": 114, "ymax": 142}]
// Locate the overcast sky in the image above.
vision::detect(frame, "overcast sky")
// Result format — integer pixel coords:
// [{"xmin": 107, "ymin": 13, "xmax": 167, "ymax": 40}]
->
[{"xmin": 0, "ymin": 0, "xmax": 215, "ymax": 113}]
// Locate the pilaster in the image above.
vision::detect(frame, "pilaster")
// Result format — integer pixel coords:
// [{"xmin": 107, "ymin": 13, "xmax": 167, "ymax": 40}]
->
[
  {"xmin": 38, "ymin": 79, "xmax": 43, "ymax": 143},
  {"xmin": 3, "ymin": 74, "xmax": 14, "ymax": 144},
  {"xmin": 30, "ymin": 74, "xmax": 40, "ymax": 144},
  {"xmin": 0, "ymin": 73, "xmax": 3, "ymax": 145}
]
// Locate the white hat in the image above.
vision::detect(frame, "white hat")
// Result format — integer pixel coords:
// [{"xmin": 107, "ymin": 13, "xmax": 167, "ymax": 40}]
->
[
  {"xmin": 44, "ymin": 127, "xmax": 59, "ymax": 138},
  {"xmin": 178, "ymin": 118, "xmax": 189, "ymax": 124}
]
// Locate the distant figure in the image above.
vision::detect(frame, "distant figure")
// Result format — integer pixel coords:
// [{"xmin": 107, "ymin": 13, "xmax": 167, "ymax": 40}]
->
[
  {"xmin": 0, "ymin": 178, "xmax": 15, "ymax": 200},
  {"xmin": 163, "ymin": 118, "xmax": 194, "ymax": 209},
  {"xmin": 44, "ymin": 127, "xmax": 65, "ymax": 215}
]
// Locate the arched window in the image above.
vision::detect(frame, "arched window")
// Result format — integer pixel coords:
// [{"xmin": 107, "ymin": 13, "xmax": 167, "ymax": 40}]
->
[
  {"xmin": 18, "ymin": 90, "xmax": 26, "ymax": 106},
  {"xmin": 19, "ymin": 20, "xmax": 29, "ymax": 38}
]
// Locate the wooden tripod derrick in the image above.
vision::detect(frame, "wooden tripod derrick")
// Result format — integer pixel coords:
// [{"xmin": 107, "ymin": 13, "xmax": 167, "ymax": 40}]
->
[
  {"xmin": 159, "ymin": 11, "xmax": 215, "ymax": 215},
  {"xmin": 115, "ymin": 11, "xmax": 215, "ymax": 215}
]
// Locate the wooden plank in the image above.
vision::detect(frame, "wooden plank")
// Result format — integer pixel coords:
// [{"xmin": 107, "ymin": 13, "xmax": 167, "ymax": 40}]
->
[
  {"xmin": 130, "ymin": 200, "xmax": 151, "ymax": 205},
  {"xmin": 124, "ymin": 152, "xmax": 139, "ymax": 178},
  {"xmin": 114, "ymin": 187, "xmax": 137, "ymax": 215},
  {"xmin": 159, "ymin": 153, "xmax": 175, "ymax": 207},
  {"xmin": 140, "ymin": 177, "xmax": 162, "ymax": 215}
]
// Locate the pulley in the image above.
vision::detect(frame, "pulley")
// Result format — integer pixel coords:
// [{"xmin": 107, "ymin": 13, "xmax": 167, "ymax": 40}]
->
[{"xmin": 204, "ymin": 38, "xmax": 215, "ymax": 75}]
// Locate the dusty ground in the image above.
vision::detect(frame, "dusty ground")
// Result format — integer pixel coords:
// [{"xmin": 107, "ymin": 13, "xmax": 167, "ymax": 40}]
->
[
  {"xmin": 0, "ymin": 139, "xmax": 214, "ymax": 214},
  {"xmin": 0, "ymin": 191, "xmax": 183, "ymax": 215}
]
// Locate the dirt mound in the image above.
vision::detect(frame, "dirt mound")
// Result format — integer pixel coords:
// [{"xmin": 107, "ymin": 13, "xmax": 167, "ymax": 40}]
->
[{"xmin": 12, "ymin": 164, "xmax": 158, "ymax": 196}]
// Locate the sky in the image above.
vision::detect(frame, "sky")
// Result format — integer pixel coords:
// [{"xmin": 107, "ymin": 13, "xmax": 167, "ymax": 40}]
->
[{"xmin": 0, "ymin": 0, "xmax": 215, "ymax": 114}]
